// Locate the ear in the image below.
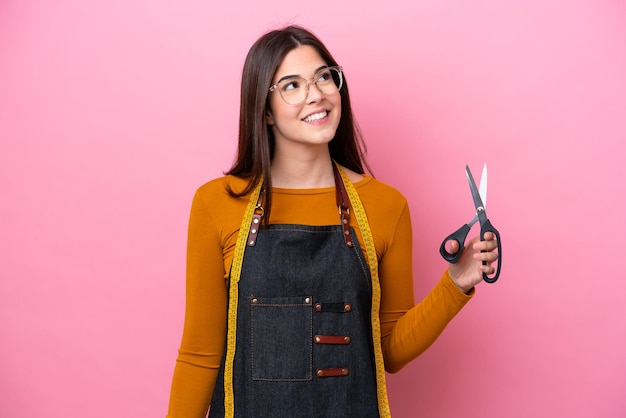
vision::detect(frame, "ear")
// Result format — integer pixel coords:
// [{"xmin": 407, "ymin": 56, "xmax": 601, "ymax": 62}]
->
[{"xmin": 265, "ymin": 110, "xmax": 275, "ymax": 126}]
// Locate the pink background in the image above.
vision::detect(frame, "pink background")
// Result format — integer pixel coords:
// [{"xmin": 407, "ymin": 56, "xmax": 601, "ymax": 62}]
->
[{"xmin": 1, "ymin": 0, "xmax": 625, "ymax": 417}]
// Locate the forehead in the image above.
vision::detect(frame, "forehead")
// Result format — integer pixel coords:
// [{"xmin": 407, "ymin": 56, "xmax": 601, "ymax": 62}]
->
[{"xmin": 274, "ymin": 45, "xmax": 327, "ymax": 79}]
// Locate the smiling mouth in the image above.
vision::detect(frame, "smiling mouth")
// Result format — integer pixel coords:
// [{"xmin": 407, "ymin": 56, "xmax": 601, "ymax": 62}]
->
[{"xmin": 302, "ymin": 111, "xmax": 328, "ymax": 122}]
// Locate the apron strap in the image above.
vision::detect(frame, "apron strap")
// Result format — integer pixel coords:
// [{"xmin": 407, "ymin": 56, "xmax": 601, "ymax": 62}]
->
[
  {"xmin": 246, "ymin": 164, "xmax": 354, "ymax": 248},
  {"xmin": 246, "ymin": 188, "xmax": 264, "ymax": 246},
  {"xmin": 332, "ymin": 163, "xmax": 354, "ymax": 248}
]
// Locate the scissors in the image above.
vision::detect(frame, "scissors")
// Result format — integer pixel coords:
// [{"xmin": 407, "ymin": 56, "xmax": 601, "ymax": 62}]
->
[{"xmin": 439, "ymin": 164, "xmax": 502, "ymax": 283}]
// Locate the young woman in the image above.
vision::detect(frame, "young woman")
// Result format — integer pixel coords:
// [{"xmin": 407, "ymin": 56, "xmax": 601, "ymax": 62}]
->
[{"xmin": 167, "ymin": 25, "xmax": 499, "ymax": 418}]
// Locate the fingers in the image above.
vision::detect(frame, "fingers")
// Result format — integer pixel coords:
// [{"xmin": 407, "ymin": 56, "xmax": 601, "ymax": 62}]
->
[
  {"xmin": 472, "ymin": 234, "xmax": 498, "ymax": 252},
  {"xmin": 446, "ymin": 239, "xmax": 460, "ymax": 254},
  {"xmin": 474, "ymin": 250, "xmax": 499, "ymax": 263},
  {"xmin": 471, "ymin": 234, "xmax": 499, "ymax": 263},
  {"xmin": 480, "ymin": 262, "xmax": 497, "ymax": 275}
]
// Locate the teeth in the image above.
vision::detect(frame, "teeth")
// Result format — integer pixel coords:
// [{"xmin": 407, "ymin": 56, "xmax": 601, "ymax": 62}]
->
[{"xmin": 303, "ymin": 111, "xmax": 327, "ymax": 122}]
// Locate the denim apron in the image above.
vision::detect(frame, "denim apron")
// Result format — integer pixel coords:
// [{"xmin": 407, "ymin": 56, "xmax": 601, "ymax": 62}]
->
[{"xmin": 210, "ymin": 164, "xmax": 391, "ymax": 418}]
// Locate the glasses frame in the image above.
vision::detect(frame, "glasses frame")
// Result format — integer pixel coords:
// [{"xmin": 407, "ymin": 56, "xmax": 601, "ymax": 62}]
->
[{"xmin": 268, "ymin": 66, "xmax": 344, "ymax": 105}]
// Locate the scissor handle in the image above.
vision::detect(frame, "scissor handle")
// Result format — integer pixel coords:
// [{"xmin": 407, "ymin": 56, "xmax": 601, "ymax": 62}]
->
[
  {"xmin": 439, "ymin": 224, "xmax": 471, "ymax": 264},
  {"xmin": 480, "ymin": 218, "xmax": 502, "ymax": 283}
]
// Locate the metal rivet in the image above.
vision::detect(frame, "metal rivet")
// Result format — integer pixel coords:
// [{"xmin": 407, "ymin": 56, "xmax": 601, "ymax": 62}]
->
[
  {"xmin": 305, "ymin": 297, "xmax": 310, "ymax": 304},
  {"xmin": 316, "ymin": 369, "xmax": 323, "ymax": 377},
  {"xmin": 315, "ymin": 303, "xmax": 321, "ymax": 312},
  {"xmin": 315, "ymin": 336, "xmax": 321, "ymax": 343},
  {"xmin": 253, "ymin": 218, "xmax": 259, "ymax": 224},
  {"xmin": 341, "ymin": 368, "xmax": 348, "ymax": 375},
  {"xmin": 249, "ymin": 240, "xmax": 255, "ymax": 245},
  {"xmin": 344, "ymin": 230, "xmax": 349, "ymax": 235},
  {"xmin": 344, "ymin": 304, "xmax": 352, "ymax": 312},
  {"xmin": 343, "ymin": 218, "xmax": 348, "ymax": 224},
  {"xmin": 252, "ymin": 298, "xmax": 258, "ymax": 304},
  {"xmin": 251, "ymin": 228, "xmax": 257, "ymax": 234},
  {"xmin": 344, "ymin": 336, "xmax": 350, "ymax": 343},
  {"xmin": 347, "ymin": 241, "xmax": 353, "ymax": 247}
]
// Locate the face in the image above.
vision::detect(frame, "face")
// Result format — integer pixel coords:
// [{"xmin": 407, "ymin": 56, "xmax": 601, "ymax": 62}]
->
[{"xmin": 266, "ymin": 45, "xmax": 342, "ymax": 154}]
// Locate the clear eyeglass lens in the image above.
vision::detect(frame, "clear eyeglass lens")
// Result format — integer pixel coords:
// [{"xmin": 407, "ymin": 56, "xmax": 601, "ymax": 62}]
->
[{"xmin": 278, "ymin": 67, "xmax": 343, "ymax": 105}]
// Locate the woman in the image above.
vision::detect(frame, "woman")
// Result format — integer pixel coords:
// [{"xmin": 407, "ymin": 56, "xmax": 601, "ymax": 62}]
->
[{"xmin": 167, "ymin": 25, "xmax": 498, "ymax": 418}]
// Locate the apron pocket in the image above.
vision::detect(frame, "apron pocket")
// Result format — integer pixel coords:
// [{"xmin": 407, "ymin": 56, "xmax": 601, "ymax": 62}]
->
[{"xmin": 250, "ymin": 296, "xmax": 312, "ymax": 381}]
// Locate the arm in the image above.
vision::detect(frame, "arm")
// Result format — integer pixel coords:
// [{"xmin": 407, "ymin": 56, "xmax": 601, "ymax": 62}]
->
[
  {"xmin": 167, "ymin": 189, "xmax": 228, "ymax": 418},
  {"xmin": 379, "ymin": 203, "xmax": 473, "ymax": 373}
]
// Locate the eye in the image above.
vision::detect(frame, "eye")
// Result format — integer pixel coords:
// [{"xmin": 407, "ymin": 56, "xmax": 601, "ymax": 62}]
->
[
  {"xmin": 316, "ymin": 69, "xmax": 332, "ymax": 83},
  {"xmin": 281, "ymin": 79, "xmax": 302, "ymax": 92}
]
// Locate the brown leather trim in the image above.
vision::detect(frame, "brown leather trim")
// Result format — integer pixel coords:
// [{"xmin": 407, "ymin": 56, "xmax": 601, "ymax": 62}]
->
[
  {"xmin": 332, "ymin": 163, "xmax": 353, "ymax": 248},
  {"xmin": 316, "ymin": 367, "xmax": 349, "ymax": 377},
  {"xmin": 247, "ymin": 188, "xmax": 265, "ymax": 247},
  {"xmin": 314, "ymin": 302, "xmax": 352, "ymax": 313},
  {"xmin": 246, "ymin": 213, "xmax": 262, "ymax": 246},
  {"xmin": 314, "ymin": 335, "xmax": 351, "ymax": 345}
]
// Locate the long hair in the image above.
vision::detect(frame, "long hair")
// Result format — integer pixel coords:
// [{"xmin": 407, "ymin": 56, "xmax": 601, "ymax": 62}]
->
[{"xmin": 226, "ymin": 25, "xmax": 370, "ymax": 222}]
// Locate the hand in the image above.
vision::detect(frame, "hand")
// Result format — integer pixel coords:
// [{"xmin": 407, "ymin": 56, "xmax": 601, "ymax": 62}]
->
[{"xmin": 447, "ymin": 231, "xmax": 499, "ymax": 293}]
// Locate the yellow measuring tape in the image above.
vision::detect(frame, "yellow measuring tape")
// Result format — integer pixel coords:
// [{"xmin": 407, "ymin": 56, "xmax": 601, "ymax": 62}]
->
[
  {"xmin": 223, "ymin": 179, "xmax": 263, "ymax": 418},
  {"xmin": 223, "ymin": 166, "xmax": 391, "ymax": 417},
  {"xmin": 337, "ymin": 166, "xmax": 391, "ymax": 418}
]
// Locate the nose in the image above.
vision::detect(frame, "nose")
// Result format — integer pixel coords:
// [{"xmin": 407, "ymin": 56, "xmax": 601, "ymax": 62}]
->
[{"xmin": 305, "ymin": 81, "xmax": 324, "ymax": 104}]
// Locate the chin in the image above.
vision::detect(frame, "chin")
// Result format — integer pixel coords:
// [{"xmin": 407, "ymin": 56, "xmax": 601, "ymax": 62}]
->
[{"xmin": 313, "ymin": 132, "xmax": 337, "ymax": 145}]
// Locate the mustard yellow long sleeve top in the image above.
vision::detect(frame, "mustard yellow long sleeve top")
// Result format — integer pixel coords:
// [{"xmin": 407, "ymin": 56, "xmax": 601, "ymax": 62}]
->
[{"xmin": 167, "ymin": 174, "xmax": 473, "ymax": 418}]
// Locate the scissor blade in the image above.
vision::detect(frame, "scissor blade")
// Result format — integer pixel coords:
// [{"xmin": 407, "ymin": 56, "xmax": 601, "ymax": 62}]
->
[
  {"xmin": 466, "ymin": 165, "xmax": 486, "ymax": 215},
  {"xmin": 480, "ymin": 163, "xmax": 487, "ymax": 210}
]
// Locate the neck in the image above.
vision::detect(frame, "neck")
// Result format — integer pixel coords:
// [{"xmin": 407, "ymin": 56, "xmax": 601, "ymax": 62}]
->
[{"xmin": 271, "ymin": 148, "xmax": 335, "ymax": 189}]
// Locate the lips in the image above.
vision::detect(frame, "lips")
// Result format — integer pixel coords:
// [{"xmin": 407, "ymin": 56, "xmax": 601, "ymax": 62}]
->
[{"xmin": 302, "ymin": 110, "xmax": 328, "ymax": 123}]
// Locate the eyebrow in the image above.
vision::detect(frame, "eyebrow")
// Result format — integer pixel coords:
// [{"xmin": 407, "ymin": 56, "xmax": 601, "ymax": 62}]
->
[{"xmin": 275, "ymin": 65, "xmax": 329, "ymax": 84}]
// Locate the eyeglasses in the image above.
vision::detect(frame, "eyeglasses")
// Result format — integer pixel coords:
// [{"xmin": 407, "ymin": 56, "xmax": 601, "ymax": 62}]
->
[{"xmin": 269, "ymin": 66, "xmax": 343, "ymax": 105}]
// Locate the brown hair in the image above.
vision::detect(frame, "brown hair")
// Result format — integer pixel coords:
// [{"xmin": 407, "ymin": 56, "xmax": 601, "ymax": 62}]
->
[{"xmin": 226, "ymin": 25, "xmax": 370, "ymax": 222}]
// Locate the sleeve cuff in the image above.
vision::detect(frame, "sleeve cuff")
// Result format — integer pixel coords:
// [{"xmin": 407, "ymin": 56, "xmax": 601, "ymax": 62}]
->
[{"xmin": 442, "ymin": 269, "xmax": 475, "ymax": 299}]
